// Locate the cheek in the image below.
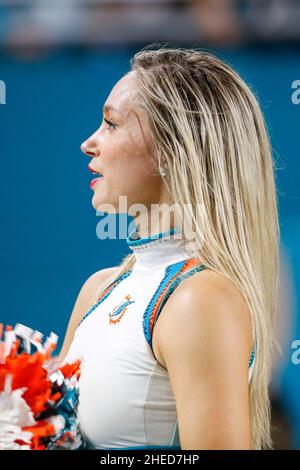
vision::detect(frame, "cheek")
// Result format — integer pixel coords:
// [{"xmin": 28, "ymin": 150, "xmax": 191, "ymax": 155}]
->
[
  {"xmin": 122, "ymin": 166, "xmax": 161, "ymax": 203},
  {"xmin": 100, "ymin": 130, "xmax": 157, "ymax": 185},
  {"xmin": 101, "ymin": 150, "xmax": 142, "ymax": 181},
  {"xmin": 120, "ymin": 158, "xmax": 156, "ymax": 184}
]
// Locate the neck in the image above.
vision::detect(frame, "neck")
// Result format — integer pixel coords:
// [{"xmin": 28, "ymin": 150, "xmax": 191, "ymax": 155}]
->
[
  {"xmin": 133, "ymin": 211, "xmax": 176, "ymax": 239},
  {"xmin": 126, "ymin": 224, "xmax": 193, "ymax": 272}
]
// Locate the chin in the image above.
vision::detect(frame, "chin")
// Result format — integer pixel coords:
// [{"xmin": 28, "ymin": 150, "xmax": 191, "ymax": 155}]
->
[
  {"xmin": 91, "ymin": 195, "xmax": 104, "ymax": 211},
  {"xmin": 92, "ymin": 195, "xmax": 117, "ymax": 214}
]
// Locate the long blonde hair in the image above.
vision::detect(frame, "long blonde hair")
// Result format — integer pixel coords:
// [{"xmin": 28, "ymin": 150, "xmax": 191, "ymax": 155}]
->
[{"xmin": 93, "ymin": 45, "xmax": 281, "ymax": 450}]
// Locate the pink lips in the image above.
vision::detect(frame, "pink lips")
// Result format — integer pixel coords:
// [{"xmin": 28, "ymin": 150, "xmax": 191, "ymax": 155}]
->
[
  {"xmin": 90, "ymin": 177, "xmax": 103, "ymax": 189},
  {"xmin": 88, "ymin": 165, "xmax": 104, "ymax": 189}
]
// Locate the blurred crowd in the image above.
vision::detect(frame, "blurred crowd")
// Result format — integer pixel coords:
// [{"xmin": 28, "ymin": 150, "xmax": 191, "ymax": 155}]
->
[{"xmin": 0, "ymin": 0, "xmax": 300, "ymax": 55}]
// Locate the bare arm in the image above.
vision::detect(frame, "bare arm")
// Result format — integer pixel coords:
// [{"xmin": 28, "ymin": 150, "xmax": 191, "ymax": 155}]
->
[
  {"xmin": 155, "ymin": 271, "xmax": 253, "ymax": 449},
  {"xmin": 57, "ymin": 266, "xmax": 119, "ymax": 364}
]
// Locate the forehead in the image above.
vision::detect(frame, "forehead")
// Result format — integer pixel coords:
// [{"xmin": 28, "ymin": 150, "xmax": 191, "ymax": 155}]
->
[{"xmin": 104, "ymin": 72, "xmax": 140, "ymax": 119}]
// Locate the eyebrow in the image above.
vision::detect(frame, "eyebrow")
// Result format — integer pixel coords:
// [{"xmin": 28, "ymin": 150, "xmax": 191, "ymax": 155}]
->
[{"xmin": 103, "ymin": 104, "xmax": 120, "ymax": 114}]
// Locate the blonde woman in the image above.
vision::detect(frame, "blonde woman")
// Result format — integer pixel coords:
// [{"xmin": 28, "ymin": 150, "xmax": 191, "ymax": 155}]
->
[{"xmin": 57, "ymin": 46, "xmax": 280, "ymax": 450}]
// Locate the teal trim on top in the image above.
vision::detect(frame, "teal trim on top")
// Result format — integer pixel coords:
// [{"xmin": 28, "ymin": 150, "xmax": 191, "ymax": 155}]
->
[
  {"xmin": 142, "ymin": 260, "xmax": 188, "ymax": 348},
  {"xmin": 143, "ymin": 261, "xmax": 207, "ymax": 352},
  {"xmin": 249, "ymin": 347, "xmax": 256, "ymax": 368},
  {"xmin": 249, "ymin": 332, "xmax": 258, "ymax": 368},
  {"xmin": 77, "ymin": 269, "xmax": 133, "ymax": 329},
  {"xmin": 126, "ymin": 226, "xmax": 181, "ymax": 248}
]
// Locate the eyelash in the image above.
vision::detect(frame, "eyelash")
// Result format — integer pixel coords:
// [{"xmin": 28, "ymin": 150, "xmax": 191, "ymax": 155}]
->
[{"xmin": 103, "ymin": 117, "xmax": 116, "ymax": 130}]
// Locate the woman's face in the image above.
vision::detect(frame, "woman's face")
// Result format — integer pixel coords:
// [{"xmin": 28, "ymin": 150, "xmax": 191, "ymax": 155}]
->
[{"xmin": 81, "ymin": 71, "xmax": 169, "ymax": 215}]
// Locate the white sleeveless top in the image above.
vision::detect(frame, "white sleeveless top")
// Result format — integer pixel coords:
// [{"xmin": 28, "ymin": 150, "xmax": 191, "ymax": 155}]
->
[{"xmin": 61, "ymin": 227, "xmax": 256, "ymax": 450}]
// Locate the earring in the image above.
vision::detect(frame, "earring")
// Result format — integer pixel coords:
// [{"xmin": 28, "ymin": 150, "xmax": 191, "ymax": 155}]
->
[{"xmin": 159, "ymin": 166, "xmax": 167, "ymax": 177}]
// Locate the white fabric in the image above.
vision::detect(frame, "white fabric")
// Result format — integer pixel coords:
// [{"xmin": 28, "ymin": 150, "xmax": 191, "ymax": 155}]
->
[{"xmin": 62, "ymin": 236, "xmax": 255, "ymax": 449}]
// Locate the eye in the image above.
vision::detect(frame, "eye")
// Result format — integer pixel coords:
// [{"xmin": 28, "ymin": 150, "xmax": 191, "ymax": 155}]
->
[{"xmin": 103, "ymin": 117, "xmax": 116, "ymax": 130}]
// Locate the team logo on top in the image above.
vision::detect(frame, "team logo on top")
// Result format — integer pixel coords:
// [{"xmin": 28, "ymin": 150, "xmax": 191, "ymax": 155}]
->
[{"xmin": 108, "ymin": 294, "xmax": 135, "ymax": 324}]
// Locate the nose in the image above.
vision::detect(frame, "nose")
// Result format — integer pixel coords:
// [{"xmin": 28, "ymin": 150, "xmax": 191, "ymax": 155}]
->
[{"xmin": 80, "ymin": 132, "xmax": 100, "ymax": 158}]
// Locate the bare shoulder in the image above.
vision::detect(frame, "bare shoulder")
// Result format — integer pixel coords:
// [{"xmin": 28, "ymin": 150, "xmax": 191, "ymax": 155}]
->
[
  {"xmin": 80, "ymin": 266, "xmax": 120, "ymax": 302},
  {"xmin": 57, "ymin": 265, "xmax": 119, "ymax": 362},
  {"xmin": 71, "ymin": 265, "xmax": 120, "ymax": 326},
  {"xmin": 154, "ymin": 268, "xmax": 253, "ymax": 370},
  {"xmin": 154, "ymin": 269, "xmax": 254, "ymax": 449}
]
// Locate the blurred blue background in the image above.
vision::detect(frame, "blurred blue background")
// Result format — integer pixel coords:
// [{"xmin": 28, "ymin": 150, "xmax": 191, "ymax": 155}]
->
[{"xmin": 0, "ymin": 0, "xmax": 299, "ymax": 449}]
